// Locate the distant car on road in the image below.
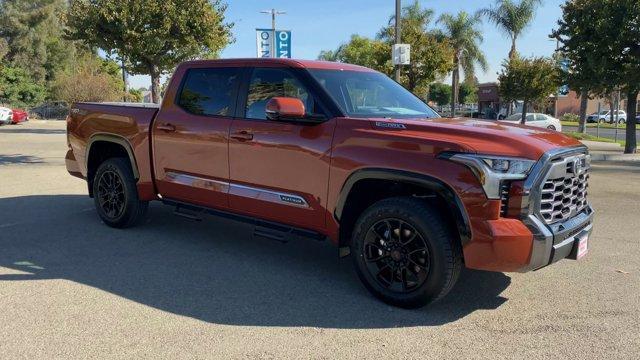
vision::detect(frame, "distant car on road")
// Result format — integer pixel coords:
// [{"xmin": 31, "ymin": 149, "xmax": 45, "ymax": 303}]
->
[
  {"xmin": 500, "ymin": 113, "xmax": 562, "ymax": 132},
  {"xmin": 11, "ymin": 109, "xmax": 29, "ymax": 124},
  {"xmin": 0, "ymin": 106, "xmax": 13, "ymax": 125},
  {"xmin": 586, "ymin": 110, "xmax": 627, "ymax": 124}
]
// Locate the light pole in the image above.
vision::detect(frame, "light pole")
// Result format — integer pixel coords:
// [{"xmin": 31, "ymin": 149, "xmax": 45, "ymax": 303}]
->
[
  {"xmin": 394, "ymin": 0, "xmax": 401, "ymax": 82},
  {"xmin": 261, "ymin": 9, "xmax": 286, "ymax": 58}
]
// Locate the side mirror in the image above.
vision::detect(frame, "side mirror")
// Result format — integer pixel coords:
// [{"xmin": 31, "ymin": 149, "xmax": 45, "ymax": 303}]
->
[{"xmin": 265, "ymin": 97, "xmax": 305, "ymax": 121}]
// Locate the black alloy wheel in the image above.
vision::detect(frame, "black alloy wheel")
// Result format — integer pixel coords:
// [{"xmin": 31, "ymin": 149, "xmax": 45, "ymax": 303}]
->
[
  {"xmin": 97, "ymin": 169, "xmax": 126, "ymax": 220},
  {"xmin": 351, "ymin": 197, "xmax": 462, "ymax": 308},
  {"xmin": 92, "ymin": 158, "xmax": 148, "ymax": 228},
  {"xmin": 362, "ymin": 218, "xmax": 430, "ymax": 292}
]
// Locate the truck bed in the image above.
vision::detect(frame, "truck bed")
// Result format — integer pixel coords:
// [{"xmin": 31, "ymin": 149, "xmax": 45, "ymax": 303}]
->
[{"xmin": 66, "ymin": 102, "xmax": 159, "ymax": 200}]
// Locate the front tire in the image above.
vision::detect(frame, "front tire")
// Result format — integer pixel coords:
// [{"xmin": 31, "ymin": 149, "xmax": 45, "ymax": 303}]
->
[
  {"xmin": 93, "ymin": 158, "xmax": 148, "ymax": 228},
  {"xmin": 350, "ymin": 197, "xmax": 462, "ymax": 308},
  {"xmin": 547, "ymin": 125, "xmax": 556, "ymax": 131}
]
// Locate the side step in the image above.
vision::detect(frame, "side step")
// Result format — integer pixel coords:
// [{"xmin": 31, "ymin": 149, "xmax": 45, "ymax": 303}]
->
[
  {"xmin": 163, "ymin": 198, "xmax": 326, "ymax": 243},
  {"xmin": 173, "ymin": 204, "xmax": 203, "ymax": 221},
  {"xmin": 253, "ymin": 225, "xmax": 289, "ymax": 243}
]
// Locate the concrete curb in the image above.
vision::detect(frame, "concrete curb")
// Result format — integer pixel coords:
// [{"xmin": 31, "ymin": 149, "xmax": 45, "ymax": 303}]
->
[{"xmin": 590, "ymin": 153, "xmax": 640, "ymax": 162}]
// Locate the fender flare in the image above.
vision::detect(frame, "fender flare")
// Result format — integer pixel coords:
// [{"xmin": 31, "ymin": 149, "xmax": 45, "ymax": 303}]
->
[
  {"xmin": 334, "ymin": 168, "xmax": 472, "ymax": 245},
  {"xmin": 86, "ymin": 133, "xmax": 140, "ymax": 180}
]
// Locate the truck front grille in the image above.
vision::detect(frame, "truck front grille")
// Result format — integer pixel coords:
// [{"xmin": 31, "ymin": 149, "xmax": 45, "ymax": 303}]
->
[{"xmin": 539, "ymin": 156, "xmax": 590, "ymax": 224}]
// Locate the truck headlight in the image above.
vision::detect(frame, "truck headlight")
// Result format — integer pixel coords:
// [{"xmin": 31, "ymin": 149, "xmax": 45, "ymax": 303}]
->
[{"xmin": 445, "ymin": 154, "xmax": 536, "ymax": 199}]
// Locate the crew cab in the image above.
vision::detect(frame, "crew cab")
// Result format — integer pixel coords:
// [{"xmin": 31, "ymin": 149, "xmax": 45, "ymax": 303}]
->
[{"xmin": 66, "ymin": 59, "xmax": 594, "ymax": 308}]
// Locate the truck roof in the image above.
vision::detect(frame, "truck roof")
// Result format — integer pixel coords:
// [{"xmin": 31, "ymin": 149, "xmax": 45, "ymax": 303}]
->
[{"xmin": 179, "ymin": 58, "xmax": 376, "ymax": 72}]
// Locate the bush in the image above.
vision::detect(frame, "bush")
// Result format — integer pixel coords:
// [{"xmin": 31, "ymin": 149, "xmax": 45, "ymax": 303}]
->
[{"xmin": 561, "ymin": 113, "xmax": 580, "ymax": 122}]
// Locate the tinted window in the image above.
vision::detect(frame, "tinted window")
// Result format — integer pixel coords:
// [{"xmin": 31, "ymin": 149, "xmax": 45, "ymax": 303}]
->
[
  {"xmin": 178, "ymin": 68, "xmax": 239, "ymax": 116},
  {"xmin": 526, "ymin": 114, "xmax": 535, "ymax": 122},
  {"xmin": 535, "ymin": 114, "xmax": 546, "ymax": 121},
  {"xmin": 245, "ymin": 68, "xmax": 318, "ymax": 120}
]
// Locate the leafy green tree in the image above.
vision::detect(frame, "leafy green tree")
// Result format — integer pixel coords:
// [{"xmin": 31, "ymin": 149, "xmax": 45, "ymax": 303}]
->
[
  {"xmin": 0, "ymin": 0, "xmax": 76, "ymax": 86},
  {"xmin": 0, "ymin": 66, "xmax": 47, "ymax": 107},
  {"xmin": 127, "ymin": 89, "xmax": 144, "ymax": 103},
  {"xmin": 428, "ymin": 83, "xmax": 452, "ymax": 106},
  {"xmin": 553, "ymin": 0, "xmax": 640, "ymax": 153},
  {"xmin": 378, "ymin": 1, "xmax": 454, "ymax": 97},
  {"xmin": 51, "ymin": 52, "xmax": 124, "ymax": 105},
  {"xmin": 498, "ymin": 56, "xmax": 560, "ymax": 124},
  {"xmin": 317, "ymin": 49, "xmax": 341, "ymax": 62},
  {"xmin": 437, "ymin": 11, "xmax": 487, "ymax": 116},
  {"xmin": 478, "ymin": 0, "xmax": 542, "ymax": 59},
  {"xmin": 318, "ymin": 35, "xmax": 391, "ymax": 73},
  {"xmin": 458, "ymin": 81, "xmax": 478, "ymax": 104},
  {"xmin": 66, "ymin": 0, "xmax": 233, "ymax": 103},
  {"xmin": 319, "ymin": 1, "xmax": 453, "ymax": 98}
]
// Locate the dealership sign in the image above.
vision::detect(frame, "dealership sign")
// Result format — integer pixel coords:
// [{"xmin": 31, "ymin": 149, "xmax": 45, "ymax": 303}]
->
[{"xmin": 256, "ymin": 29, "xmax": 292, "ymax": 58}]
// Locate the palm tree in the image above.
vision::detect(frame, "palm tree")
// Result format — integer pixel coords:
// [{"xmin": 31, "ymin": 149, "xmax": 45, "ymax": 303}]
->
[
  {"xmin": 437, "ymin": 12, "xmax": 488, "ymax": 117},
  {"xmin": 478, "ymin": 0, "xmax": 542, "ymax": 59}
]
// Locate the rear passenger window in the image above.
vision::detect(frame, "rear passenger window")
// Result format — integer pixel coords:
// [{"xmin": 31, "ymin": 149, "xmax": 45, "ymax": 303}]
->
[{"xmin": 178, "ymin": 68, "xmax": 239, "ymax": 116}]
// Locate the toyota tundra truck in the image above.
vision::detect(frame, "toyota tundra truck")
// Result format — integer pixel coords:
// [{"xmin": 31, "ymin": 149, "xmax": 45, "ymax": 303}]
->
[{"xmin": 66, "ymin": 58, "xmax": 593, "ymax": 308}]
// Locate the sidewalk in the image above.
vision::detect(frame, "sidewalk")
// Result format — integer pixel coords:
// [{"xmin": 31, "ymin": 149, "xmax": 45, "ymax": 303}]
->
[{"xmin": 581, "ymin": 140, "xmax": 640, "ymax": 162}]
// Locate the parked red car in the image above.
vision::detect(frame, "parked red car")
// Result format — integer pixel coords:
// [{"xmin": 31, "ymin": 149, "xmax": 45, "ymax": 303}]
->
[{"xmin": 11, "ymin": 109, "xmax": 29, "ymax": 124}]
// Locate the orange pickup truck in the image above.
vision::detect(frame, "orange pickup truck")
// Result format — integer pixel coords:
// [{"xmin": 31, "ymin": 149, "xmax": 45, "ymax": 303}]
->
[{"xmin": 66, "ymin": 58, "xmax": 593, "ymax": 308}]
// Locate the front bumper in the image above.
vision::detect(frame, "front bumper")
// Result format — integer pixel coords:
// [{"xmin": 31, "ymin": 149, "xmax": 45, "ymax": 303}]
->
[{"xmin": 520, "ymin": 205, "xmax": 594, "ymax": 272}]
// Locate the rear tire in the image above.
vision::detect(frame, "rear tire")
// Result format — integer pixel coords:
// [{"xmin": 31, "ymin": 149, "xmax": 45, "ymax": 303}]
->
[
  {"xmin": 350, "ymin": 197, "xmax": 462, "ymax": 308},
  {"xmin": 547, "ymin": 125, "xmax": 556, "ymax": 131},
  {"xmin": 93, "ymin": 158, "xmax": 148, "ymax": 228}
]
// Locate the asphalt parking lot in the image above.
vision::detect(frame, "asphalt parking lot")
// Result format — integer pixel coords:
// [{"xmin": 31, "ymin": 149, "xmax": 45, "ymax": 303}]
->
[{"xmin": 1, "ymin": 120, "xmax": 639, "ymax": 359}]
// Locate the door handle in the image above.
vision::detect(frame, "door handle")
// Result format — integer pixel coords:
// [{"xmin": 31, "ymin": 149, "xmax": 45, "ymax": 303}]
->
[
  {"xmin": 157, "ymin": 123, "xmax": 176, "ymax": 132},
  {"xmin": 230, "ymin": 130, "xmax": 253, "ymax": 141}
]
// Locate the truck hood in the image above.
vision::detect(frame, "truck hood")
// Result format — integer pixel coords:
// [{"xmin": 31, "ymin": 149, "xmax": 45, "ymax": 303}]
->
[{"xmin": 373, "ymin": 117, "xmax": 581, "ymax": 160}]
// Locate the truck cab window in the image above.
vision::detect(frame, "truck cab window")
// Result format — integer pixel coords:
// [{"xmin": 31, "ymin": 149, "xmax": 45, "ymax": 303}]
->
[
  {"xmin": 177, "ymin": 68, "xmax": 239, "ymax": 116},
  {"xmin": 245, "ymin": 68, "xmax": 317, "ymax": 120}
]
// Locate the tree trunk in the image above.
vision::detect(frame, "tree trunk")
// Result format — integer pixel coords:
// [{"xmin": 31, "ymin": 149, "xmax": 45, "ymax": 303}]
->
[
  {"xmin": 624, "ymin": 89, "xmax": 638, "ymax": 154},
  {"xmin": 150, "ymin": 65, "xmax": 161, "ymax": 104},
  {"xmin": 578, "ymin": 89, "xmax": 588, "ymax": 133},
  {"xmin": 509, "ymin": 36, "xmax": 517, "ymax": 59},
  {"xmin": 451, "ymin": 62, "xmax": 459, "ymax": 117},
  {"xmin": 520, "ymin": 101, "xmax": 527, "ymax": 125}
]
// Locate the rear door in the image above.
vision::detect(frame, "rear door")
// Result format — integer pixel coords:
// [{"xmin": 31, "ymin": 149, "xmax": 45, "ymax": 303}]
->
[
  {"xmin": 227, "ymin": 66, "xmax": 336, "ymax": 230},
  {"xmin": 152, "ymin": 66, "xmax": 240, "ymax": 209}
]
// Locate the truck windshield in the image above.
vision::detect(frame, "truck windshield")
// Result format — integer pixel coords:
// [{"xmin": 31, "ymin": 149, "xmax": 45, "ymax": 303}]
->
[{"xmin": 308, "ymin": 69, "xmax": 439, "ymax": 119}]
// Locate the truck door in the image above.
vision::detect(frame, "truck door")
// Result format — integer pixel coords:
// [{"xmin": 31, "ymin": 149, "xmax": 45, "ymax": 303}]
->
[
  {"xmin": 228, "ymin": 67, "xmax": 336, "ymax": 230},
  {"xmin": 152, "ymin": 66, "xmax": 240, "ymax": 210}
]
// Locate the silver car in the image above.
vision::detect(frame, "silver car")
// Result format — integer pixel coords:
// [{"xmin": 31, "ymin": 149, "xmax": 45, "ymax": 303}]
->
[{"xmin": 500, "ymin": 113, "xmax": 563, "ymax": 132}]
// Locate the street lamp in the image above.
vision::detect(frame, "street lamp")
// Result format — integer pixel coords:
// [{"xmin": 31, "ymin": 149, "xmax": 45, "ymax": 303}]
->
[{"xmin": 260, "ymin": 9, "xmax": 286, "ymax": 59}]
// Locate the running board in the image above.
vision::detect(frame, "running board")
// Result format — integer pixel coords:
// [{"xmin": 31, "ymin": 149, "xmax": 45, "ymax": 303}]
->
[
  {"xmin": 173, "ymin": 204, "xmax": 203, "ymax": 221},
  {"xmin": 162, "ymin": 198, "xmax": 326, "ymax": 243}
]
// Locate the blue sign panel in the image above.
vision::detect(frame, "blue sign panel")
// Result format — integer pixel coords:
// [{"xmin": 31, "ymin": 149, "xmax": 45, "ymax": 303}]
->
[{"xmin": 275, "ymin": 30, "xmax": 292, "ymax": 58}]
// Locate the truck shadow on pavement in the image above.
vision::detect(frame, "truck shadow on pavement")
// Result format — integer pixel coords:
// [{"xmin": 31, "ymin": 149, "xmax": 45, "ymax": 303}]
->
[
  {"xmin": 0, "ymin": 154, "xmax": 44, "ymax": 165},
  {"xmin": 0, "ymin": 127, "xmax": 67, "ymax": 135},
  {"xmin": 0, "ymin": 195, "xmax": 510, "ymax": 329}
]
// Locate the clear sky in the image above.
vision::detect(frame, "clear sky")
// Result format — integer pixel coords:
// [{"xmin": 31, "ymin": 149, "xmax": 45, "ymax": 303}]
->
[{"xmin": 128, "ymin": 0, "xmax": 565, "ymax": 89}]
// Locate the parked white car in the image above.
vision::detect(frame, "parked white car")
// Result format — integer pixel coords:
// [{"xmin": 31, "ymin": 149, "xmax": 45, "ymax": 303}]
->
[
  {"xmin": 0, "ymin": 107, "xmax": 13, "ymax": 125},
  {"xmin": 500, "ymin": 113, "xmax": 562, "ymax": 132}
]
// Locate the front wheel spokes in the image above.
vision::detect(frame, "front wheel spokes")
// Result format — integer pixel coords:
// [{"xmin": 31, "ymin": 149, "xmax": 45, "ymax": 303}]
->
[
  {"xmin": 363, "ymin": 218, "xmax": 431, "ymax": 292},
  {"xmin": 364, "ymin": 243, "xmax": 388, "ymax": 263},
  {"xmin": 373, "ymin": 220, "xmax": 391, "ymax": 242}
]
